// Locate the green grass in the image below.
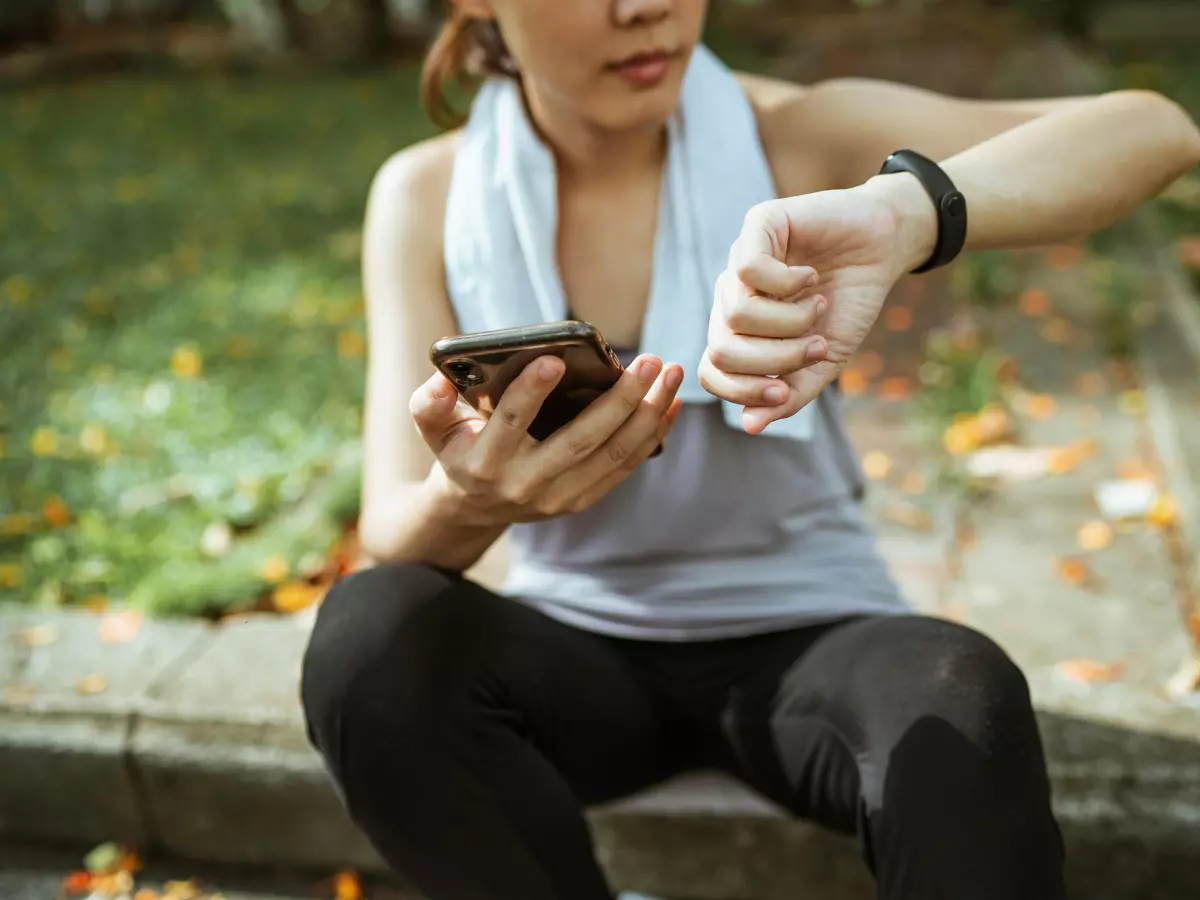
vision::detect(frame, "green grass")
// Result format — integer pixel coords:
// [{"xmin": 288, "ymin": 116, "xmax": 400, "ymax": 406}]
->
[{"xmin": 0, "ymin": 65, "xmax": 436, "ymax": 614}]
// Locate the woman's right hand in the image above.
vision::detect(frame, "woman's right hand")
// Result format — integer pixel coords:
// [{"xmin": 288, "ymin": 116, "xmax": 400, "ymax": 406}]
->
[{"xmin": 409, "ymin": 354, "xmax": 684, "ymax": 526}]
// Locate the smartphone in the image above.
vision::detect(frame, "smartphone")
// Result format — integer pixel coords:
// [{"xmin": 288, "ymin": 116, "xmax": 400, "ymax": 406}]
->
[{"xmin": 430, "ymin": 320, "xmax": 661, "ymax": 451}]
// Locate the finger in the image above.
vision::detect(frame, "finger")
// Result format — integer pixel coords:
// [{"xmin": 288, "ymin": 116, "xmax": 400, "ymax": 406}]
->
[
  {"xmin": 698, "ymin": 353, "xmax": 793, "ymax": 407},
  {"xmin": 706, "ymin": 331, "xmax": 829, "ymax": 377},
  {"xmin": 473, "ymin": 355, "xmax": 564, "ymax": 459},
  {"xmin": 564, "ymin": 396, "xmax": 683, "ymax": 513},
  {"xmin": 409, "ymin": 370, "xmax": 485, "ymax": 454},
  {"xmin": 729, "ymin": 201, "xmax": 790, "ymax": 269},
  {"xmin": 741, "ymin": 362, "xmax": 839, "ymax": 435},
  {"xmin": 721, "ymin": 284, "xmax": 826, "ymax": 338},
  {"xmin": 531, "ymin": 354, "xmax": 664, "ymax": 480},
  {"xmin": 736, "ymin": 257, "xmax": 818, "ymax": 300}
]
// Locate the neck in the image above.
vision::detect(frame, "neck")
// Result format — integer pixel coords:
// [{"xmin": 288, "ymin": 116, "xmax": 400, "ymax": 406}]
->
[{"xmin": 523, "ymin": 86, "xmax": 666, "ymax": 183}]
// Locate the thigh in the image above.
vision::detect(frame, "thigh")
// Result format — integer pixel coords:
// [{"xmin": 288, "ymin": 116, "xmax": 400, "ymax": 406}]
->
[
  {"xmin": 713, "ymin": 614, "xmax": 1026, "ymax": 833},
  {"xmin": 303, "ymin": 562, "xmax": 684, "ymax": 805}
]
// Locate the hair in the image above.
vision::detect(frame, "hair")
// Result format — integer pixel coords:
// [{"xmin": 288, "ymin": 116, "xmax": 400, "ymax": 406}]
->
[{"xmin": 421, "ymin": 9, "xmax": 518, "ymax": 130}]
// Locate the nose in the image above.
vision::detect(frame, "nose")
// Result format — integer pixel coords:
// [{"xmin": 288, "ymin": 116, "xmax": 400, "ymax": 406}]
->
[{"xmin": 613, "ymin": 0, "xmax": 671, "ymax": 27}]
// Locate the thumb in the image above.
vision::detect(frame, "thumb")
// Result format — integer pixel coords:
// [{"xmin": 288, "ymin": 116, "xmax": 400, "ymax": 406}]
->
[
  {"xmin": 731, "ymin": 201, "xmax": 815, "ymax": 300},
  {"xmin": 409, "ymin": 371, "xmax": 483, "ymax": 454}
]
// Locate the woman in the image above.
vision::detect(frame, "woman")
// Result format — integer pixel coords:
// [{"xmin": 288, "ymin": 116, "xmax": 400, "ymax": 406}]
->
[{"xmin": 301, "ymin": 1, "xmax": 1200, "ymax": 898}]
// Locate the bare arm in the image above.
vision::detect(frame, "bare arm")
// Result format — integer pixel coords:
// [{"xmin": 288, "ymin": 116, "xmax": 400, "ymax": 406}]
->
[
  {"xmin": 358, "ymin": 136, "xmax": 507, "ymax": 568},
  {"xmin": 764, "ymin": 77, "xmax": 1200, "ymax": 260}
]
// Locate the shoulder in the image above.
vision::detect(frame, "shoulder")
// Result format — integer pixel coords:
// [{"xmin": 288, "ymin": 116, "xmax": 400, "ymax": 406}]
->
[
  {"xmin": 368, "ymin": 130, "xmax": 461, "ymax": 225},
  {"xmin": 735, "ymin": 71, "xmax": 838, "ymax": 197}
]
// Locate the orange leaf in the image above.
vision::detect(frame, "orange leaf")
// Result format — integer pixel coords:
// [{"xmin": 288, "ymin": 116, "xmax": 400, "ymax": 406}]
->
[
  {"xmin": 901, "ymin": 472, "xmax": 927, "ymax": 495},
  {"xmin": 879, "ymin": 377, "xmax": 911, "ymax": 401},
  {"xmin": 118, "ymin": 850, "xmax": 144, "ymax": 872},
  {"xmin": 1045, "ymin": 244, "xmax": 1082, "ymax": 270},
  {"xmin": 884, "ymin": 305, "xmax": 913, "ymax": 332},
  {"xmin": 258, "ymin": 555, "xmax": 290, "ymax": 584},
  {"xmin": 1148, "ymin": 493, "xmax": 1178, "ymax": 528},
  {"xmin": 334, "ymin": 870, "xmax": 364, "ymax": 900},
  {"xmin": 1117, "ymin": 458, "xmax": 1156, "ymax": 481},
  {"xmin": 840, "ymin": 368, "xmax": 868, "ymax": 396},
  {"xmin": 63, "ymin": 872, "xmax": 93, "ymax": 894},
  {"xmin": 134, "ymin": 890, "xmax": 162, "ymax": 900},
  {"xmin": 1048, "ymin": 439, "xmax": 1098, "ymax": 475},
  {"xmin": 1018, "ymin": 287, "xmax": 1050, "ymax": 317},
  {"xmin": 1178, "ymin": 235, "xmax": 1200, "ymax": 269},
  {"xmin": 1076, "ymin": 371, "xmax": 1106, "ymax": 396},
  {"xmin": 99, "ymin": 610, "xmax": 143, "ymax": 644},
  {"xmin": 862, "ymin": 451, "xmax": 892, "ymax": 480},
  {"xmin": 1077, "ymin": 520, "xmax": 1114, "ymax": 551},
  {"xmin": 272, "ymin": 581, "xmax": 326, "ymax": 614},
  {"xmin": 76, "ymin": 674, "xmax": 108, "ymax": 696},
  {"xmin": 1058, "ymin": 658, "xmax": 1125, "ymax": 684},
  {"xmin": 1055, "ymin": 556, "xmax": 1092, "ymax": 588},
  {"xmin": 1040, "ymin": 317, "xmax": 1074, "ymax": 344},
  {"xmin": 1025, "ymin": 394, "xmax": 1056, "ymax": 421},
  {"xmin": 42, "ymin": 496, "xmax": 71, "ymax": 527},
  {"xmin": 1189, "ymin": 610, "xmax": 1200, "ymax": 647},
  {"xmin": 856, "ymin": 350, "xmax": 884, "ymax": 377}
]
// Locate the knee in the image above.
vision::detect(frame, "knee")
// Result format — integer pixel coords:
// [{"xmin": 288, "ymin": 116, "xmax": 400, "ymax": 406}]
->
[
  {"xmin": 898, "ymin": 617, "xmax": 1036, "ymax": 750},
  {"xmin": 300, "ymin": 562, "xmax": 463, "ymax": 756}
]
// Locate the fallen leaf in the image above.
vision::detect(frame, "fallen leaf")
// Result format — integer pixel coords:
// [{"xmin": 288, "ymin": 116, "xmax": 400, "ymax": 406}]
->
[
  {"xmin": 1118, "ymin": 390, "xmax": 1145, "ymax": 416},
  {"xmin": 938, "ymin": 602, "xmax": 968, "ymax": 624},
  {"xmin": 975, "ymin": 404, "xmax": 1012, "ymax": 444},
  {"xmin": 966, "ymin": 445, "xmax": 1058, "ymax": 481},
  {"xmin": 1075, "ymin": 372, "xmax": 1107, "ymax": 396},
  {"xmin": 1178, "ymin": 235, "xmax": 1200, "ymax": 269},
  {"xmin": 1077, "ymin": 520, "xmax": 1114, "ymax": 551},
  {"xmin": 20, "ymin": 624, "xmax": 59, "ymax": 648},
  {"xmin": 163, "ymin": 880, "xmax": 202, "ymax": 900},
  {"xmin": 118, "ymin": 850, "xmax": 143, "ymax": 872},
  {"xmin": 1025, "ymin": 394, "xmax": 1056, "ymax": 421},
  {"xmin": 3, "ymin": 685, "xmax": 36, "ymax": 706},
  {"xmin": 1165, "ymin": 656, "xmax": 1200, "ymax": 702},
  {"xmin": 171, "ymin": 346, "xmax": 203, "ymax": 379},
  {"xmin": 76, "ymin": 674, "xmax": 108, "ymax": 696},
  {"xmin": 878, "ymin": 376, "xmax": 911, "ymax": 401},
  {"xmin": 1148, "ymin": 493, "xmax": 1178, "ymax": 528},
  {"xmin": 83, "ymin": 595, "xmax": 110, "ymax": 613},
  {"xmin": 1018, "ymin": 287, "xmax": 1050, "ymax": 317},
  {"xmin": 337, "ymin": 330, "xmax": 366, "ymax": 359},
  {"xmin": 84, "ymin": 842, "xmax": 123, "ymax": 875},
  {"xmin": 1058, "ymin": 658, "xmax": 1124, "ymax": 684},
  {"xmin": 98, "ymin": 610, "xmax": 143, "ymax": 644},
  {"xmin": 134, "ymin": 889, "xmax": 162, "ymax": 900},
  {"xmin": 334, "ymin": 871, "xmax": 364, "ymax": 900},
  {"xmin": 1048, "ymin": 439, "xmax": 1098, "ymax": 474},
  {"xmin": 862, "ymin": 451, "xmax": 892, "ymax": 480},
  {"xmin": 1055, "ymin": 556, "xmax": 1093, "ymax": 588},
  {"xmin": 62, "ymin": 871, "xmax": 92, "ymax": 894},
  {"xmin": 883, "ymin": 502, "xmax": 934, "ymax": 532},
  {"xmin": 272, "ymin": 581, "xmax": 326, "ymax": 614},
  {"xmin": 856, "ymin": 350, "xmax": 884, "ymax": 377},
  {"xmin": 258, "ymin": 555, "xmax": 290, "ymax": 584},
  {"xmin": 884, "ymin": 305, "xmax": 913, "ymax": 331},
  {"xmin": 1040, "ymin": 317, "xmax": 1074, "ymax": 344},
  {"xmin": 942, "ymin": 419, "xmax": 981, "ymax": 456},
  {"xmin": 901, "ymin": 472, "xmax": 927, "ymax": 495},
  {"xmin": 1045, "ymin": 244, "xmax": 1082, "ymax": 270},
  {"xmin": 839, "ymin": 368, "xmax": 868, "ymax": 396}
]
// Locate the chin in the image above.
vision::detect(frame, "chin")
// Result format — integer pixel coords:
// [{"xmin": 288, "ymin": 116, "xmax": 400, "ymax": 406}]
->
[{"xmin": 593, "ymin": 76, "xmax": 685, "ymax": 133}]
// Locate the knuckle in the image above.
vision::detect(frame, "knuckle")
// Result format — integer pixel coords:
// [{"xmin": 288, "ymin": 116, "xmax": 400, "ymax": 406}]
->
[
  {"xmin": 532, "ymin": 495, "xmax": 565, "ymax": 518},
  {"xmin": 707, "ymin": 342, "xmax": 733, "ymax": 371},
  {"xmin": 567, "ymin": 435, "xmax": 599, "ymax": 459},
  {"xmin": 498, "ymin": 404, "xmax": 524, "ymax": 429},
  {"xmin": 463, "ymin": 454, "xmax": 494, "ymax": 483},
  {"xmin": 497, "ymin": 476, "xmax": 536, "ymax": 506},
  {"xmin": 606, "ymin": 439, "xmax": 631, "ymax": 465}
]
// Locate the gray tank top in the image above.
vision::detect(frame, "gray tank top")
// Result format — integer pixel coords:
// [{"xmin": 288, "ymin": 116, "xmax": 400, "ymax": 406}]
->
[{"xmin": 498, "ymin": 348, "xmax": 910, "ymax": 641}]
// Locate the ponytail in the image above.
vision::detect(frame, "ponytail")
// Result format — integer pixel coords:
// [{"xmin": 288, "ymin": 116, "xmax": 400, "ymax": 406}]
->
[{"xmin": 420, "ymin": 9, "xmax": 517, "ymax": 130}]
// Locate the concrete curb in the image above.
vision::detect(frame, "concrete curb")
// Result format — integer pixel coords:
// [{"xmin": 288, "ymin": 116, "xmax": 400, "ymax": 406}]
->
[{"xmin": 5, "ymin": 584, "xmax": 1200, "ymax": 900}]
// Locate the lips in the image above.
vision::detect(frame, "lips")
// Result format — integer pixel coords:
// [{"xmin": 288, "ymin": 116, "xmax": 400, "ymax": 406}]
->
[{"xmin": 609, "ymin": 49, "xmax": 678, "ymax": 87}]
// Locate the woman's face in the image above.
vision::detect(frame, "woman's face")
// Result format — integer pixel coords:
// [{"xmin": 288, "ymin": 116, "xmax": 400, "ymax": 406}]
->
[{"xmin": 478, "ymin": 0, "xmax": 709, "ymax": 133}]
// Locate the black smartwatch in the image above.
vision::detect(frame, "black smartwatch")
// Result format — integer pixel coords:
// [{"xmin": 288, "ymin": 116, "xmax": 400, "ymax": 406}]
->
[{"xmin": 878, "ymin": 149, "xmax": 968, "ymax": 274}]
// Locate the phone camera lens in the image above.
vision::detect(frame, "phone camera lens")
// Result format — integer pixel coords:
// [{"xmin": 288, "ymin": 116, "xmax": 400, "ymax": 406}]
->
[
  {"xmin": 447, "ymin": 360, "xmax": 474, "ymax": 377},
  {"xmin": 446, "ymin": 359, "xmax": 485, "ymax": 386}
]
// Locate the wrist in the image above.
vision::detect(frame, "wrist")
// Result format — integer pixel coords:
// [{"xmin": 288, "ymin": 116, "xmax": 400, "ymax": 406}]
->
[{"xmin": 864, "ymin": 171, "xmax": 940, "ymax": 277}]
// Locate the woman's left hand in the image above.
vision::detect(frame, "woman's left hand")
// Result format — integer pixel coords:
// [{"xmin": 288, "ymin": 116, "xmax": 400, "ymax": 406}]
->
[{"xmin": 700, "ymin": 179, "xmax": 932, "ymax": 433}]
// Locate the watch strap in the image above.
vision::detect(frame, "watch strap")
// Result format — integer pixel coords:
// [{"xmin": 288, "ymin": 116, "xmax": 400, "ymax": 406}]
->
[{"xmin": 878, "ymin": 149, "xmax": 968, "ymax": 274}]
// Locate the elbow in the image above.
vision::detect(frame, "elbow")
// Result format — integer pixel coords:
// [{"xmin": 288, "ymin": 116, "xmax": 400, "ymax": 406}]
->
[{"xmin": 1116, "ymin": 89, "xmax": 1200, "ymax": 173}]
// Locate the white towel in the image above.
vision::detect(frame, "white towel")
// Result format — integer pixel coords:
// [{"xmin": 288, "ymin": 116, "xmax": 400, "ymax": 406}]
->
[{"xmin": 442, "ymin": 44, "xmax": 814, "ymax": 440}]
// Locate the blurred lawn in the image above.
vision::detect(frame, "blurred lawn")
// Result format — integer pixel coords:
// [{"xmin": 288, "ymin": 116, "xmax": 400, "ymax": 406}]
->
[{"xmin": 0, "ymin": 66, "xmax": 435, "ymax": 613}]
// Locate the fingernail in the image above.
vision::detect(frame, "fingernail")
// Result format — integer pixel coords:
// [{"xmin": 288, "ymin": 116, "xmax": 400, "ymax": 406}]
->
[
  {"xmin": 539, "ymin": 357, "xmax": 560, "ymax": 381},
  {"xmin": 805, "ymin": 337, "xmax": 827, "ymax": 363},
  {"xmin": 764, "ymin": 383, "xmax": 787, "ymax": 404},
  {"xmin": 816, "ymin": 297, "xmax": 828, "ymax": 317},
  {"xmin": 638, "ymin": 357, "xmax": 661, "ymax": 384},
  {"xmin": 666, "ymin": 367, "xmax": 683, "ymax": 391}
]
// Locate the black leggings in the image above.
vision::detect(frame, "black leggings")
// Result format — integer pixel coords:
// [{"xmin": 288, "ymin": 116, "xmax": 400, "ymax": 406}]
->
[{"xmin": 301, "ymin": 563, "xmax": 1065, "ymax": 900}]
